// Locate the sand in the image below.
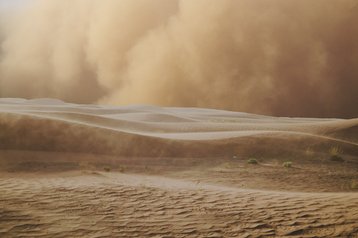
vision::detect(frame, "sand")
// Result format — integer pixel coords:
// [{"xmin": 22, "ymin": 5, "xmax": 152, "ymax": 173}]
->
[{"xmin": 0, "ymin": 98, "xmax": 357, "ymax": 237}]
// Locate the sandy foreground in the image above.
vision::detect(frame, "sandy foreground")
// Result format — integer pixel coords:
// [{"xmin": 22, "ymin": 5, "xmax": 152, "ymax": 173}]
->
[{"xmin": 0, "ymin": 98, "xmax": 357, "ymax": 237}]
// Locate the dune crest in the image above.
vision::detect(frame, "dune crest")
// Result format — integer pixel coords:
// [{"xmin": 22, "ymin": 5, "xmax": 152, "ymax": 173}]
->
[{"xmin": 0, "ymin": 98, "xmax": 357, "ymax": 157}]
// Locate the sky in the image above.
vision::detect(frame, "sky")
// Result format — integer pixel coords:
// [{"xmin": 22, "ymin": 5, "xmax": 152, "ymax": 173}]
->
[
  {"xmin": 0, "ymin": 0, "xmax": 357, "ymax": 118},
  {"xmin": 0, "ymin": 0, "xmax": 30, "ymax": 9}
]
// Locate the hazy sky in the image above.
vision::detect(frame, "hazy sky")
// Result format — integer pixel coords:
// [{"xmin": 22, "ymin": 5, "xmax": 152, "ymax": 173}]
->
[
  {"xmin": 0, "ymin": 0, "xmax": 30, "ymax": 9},
  {"xmin": 0, "ymin": 0, "xmax": 357, "ymax": 118}
]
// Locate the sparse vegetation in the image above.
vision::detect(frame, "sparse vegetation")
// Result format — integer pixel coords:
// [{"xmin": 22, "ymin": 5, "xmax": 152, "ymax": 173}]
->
[
  {"xmin": 118, "ymin": 166, "xmax": 125, "ymax": 173},
  {"xmin": 329, "ymin": 146, "xmax": 344, "ymax": 162},
  {"xmin": 351, "ymin": 180, "xmax": 358, "ymax": 190},
  {"xmin": 329, "ymin": 146, "xmax": 341, "ymax": 156},
  {"xmin": 247, "ymin": 158, "xmax": 258, "ymax": 165},
  {"xmin": 282, "ymin": 161, "xmax": 292, "ymax": 168},
  {"xmin": 305, "ymin": 147, "xmax": 314, "ymax": 157}
]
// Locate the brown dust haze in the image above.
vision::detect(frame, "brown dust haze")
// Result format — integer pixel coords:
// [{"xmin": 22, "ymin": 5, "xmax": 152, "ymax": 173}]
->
[{"xmin": 0, "ymin": 0, "xmax": 357, "ymax": 118}]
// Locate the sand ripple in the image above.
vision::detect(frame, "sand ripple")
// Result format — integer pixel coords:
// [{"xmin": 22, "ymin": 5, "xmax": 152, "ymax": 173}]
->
[{"xmin": 0, "ymin": 173, "xmax": 357, "ymax": 238}]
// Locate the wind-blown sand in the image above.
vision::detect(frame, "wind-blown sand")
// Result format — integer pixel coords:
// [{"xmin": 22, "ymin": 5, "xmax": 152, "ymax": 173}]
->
[{"xmin": 0, "ymin": 98, "xmax": 357, "ymax": 237}]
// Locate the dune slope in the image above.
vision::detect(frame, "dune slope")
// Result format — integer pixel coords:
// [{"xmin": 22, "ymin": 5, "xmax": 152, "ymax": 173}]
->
[{"xmin": 0, "ymin": 98, "xmax": 357, "ymax": 158}]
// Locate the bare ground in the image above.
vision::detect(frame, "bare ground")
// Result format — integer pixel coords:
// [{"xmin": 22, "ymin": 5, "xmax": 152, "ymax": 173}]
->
[{"xmin": 0, "ymin": 99, "xmax": 357, "ymax": 237}]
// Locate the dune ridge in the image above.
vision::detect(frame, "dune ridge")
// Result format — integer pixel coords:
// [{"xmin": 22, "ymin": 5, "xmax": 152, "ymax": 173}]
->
[{"xmin": 0, "ymin": 98, "xmax": 357, "ymax": 158}]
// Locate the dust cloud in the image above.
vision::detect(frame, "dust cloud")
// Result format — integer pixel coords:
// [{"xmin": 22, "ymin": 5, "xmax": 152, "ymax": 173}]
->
[{"xmin": 0, "ymin": 0, "xmax": 357, "ymax": 118}]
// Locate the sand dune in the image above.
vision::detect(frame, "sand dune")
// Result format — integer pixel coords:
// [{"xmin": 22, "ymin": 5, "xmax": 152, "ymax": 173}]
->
[
  {"xmin": 0, "ymin": 98, "xmax": 357, "ymax": 156},
  {"xmin": 0, "ymin": 98, "xmax": 357, "ymax": 237}
]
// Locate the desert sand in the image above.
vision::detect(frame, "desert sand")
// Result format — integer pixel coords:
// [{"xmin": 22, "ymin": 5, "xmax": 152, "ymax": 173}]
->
[{"xmin": 0, "ymin": 98, "xmax": 357, "ymax": 237}]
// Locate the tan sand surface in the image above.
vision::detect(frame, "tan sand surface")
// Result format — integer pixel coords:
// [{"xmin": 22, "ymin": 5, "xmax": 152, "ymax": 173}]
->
[{"xmin": 0, "ymin": 98, "xmax": 357, "ymax": 237}]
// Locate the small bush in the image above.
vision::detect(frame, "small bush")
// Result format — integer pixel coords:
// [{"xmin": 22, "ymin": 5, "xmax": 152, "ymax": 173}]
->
[
  {"xmin": 351, "ymin": 180, "xmax": 358, "ymax": 190},
  {"xmin": 283, "ymin": 161, "xmax": 293, "ymax": 168},
  {"xmin": 329, "ymin": 146, "xmax": 344, "ymax": 162},
  {"xmin": 118, "ymin": 166, "xmax": 125, "ymax": 173},
  {"xmin": 305, "ymin": 147, "xmax": 314, "ymax": 157},
  {"xmin": 329, "ymin": 146, "xmax": 341, "ymax": 156},
  {"xmin": 247, "ymin": 158, "xmax": 258, "ymax": 164}
]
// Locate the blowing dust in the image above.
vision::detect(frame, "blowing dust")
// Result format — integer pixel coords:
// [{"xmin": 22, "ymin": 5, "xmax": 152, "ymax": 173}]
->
[{"xmin": 0, "ymin": 0, "xmax": 357, "ymax": 118}]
